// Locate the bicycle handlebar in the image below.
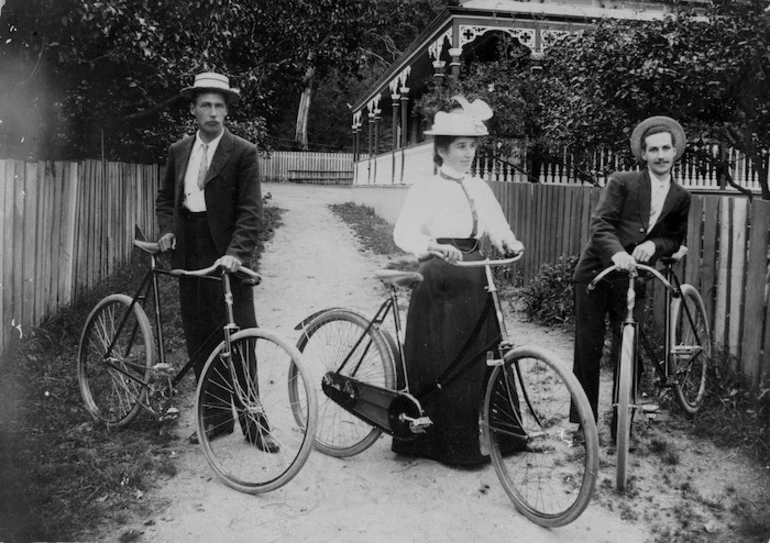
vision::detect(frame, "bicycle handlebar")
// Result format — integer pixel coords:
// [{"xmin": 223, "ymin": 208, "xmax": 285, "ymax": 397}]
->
[
  {"xmin": 167, "ymin": 259, "xmax": 261, "ymax": 282},
  {"xmin": 451, "ymin": 251, "xmax": 524, "ymax": 268},
  {"xmin": 588, "ymin": 263, "xmax": 677, "ymax": 295}
]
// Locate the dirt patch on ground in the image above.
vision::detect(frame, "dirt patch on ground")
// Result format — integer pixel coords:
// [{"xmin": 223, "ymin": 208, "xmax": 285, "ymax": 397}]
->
[{"xmin": 99, "ymin": 183, "xmax": 769, "ymax": 543}]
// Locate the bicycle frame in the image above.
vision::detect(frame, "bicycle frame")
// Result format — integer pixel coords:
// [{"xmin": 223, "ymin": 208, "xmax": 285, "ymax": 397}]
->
[{"xmin": 98, "ymin": 245, "xmax": 250, "ymax": 401}]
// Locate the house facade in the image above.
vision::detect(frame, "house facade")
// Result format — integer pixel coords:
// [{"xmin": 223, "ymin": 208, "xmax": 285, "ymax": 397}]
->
[{"xmin": 351, "ymin": 0, "xmax": 707, "ymax": 187}]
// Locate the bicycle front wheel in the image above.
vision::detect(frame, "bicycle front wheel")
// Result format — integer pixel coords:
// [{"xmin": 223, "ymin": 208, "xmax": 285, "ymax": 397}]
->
[
  {"xmin": 77, "ymin": 294, "xmax": 153, "ymax": 428},
  {"xmin": 670, "ymin": 284, "xmax": 710, "ymax": 414},
  {"xmin": 293, "ymin": 308, "xmax": 395, "ymax": 457},
  {"xmin": 483, "ymin": 345, "xmax": 599, "ymax": 528},
  {"xmin": 196, "ymin": 329, "xmax": 317, "ymax": 494},
  {"xmin": 616, "ymin": 324, "xmax": 635, "ymax": 492}
]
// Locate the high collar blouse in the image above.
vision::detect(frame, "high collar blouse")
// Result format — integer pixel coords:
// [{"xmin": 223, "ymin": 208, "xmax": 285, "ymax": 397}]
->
[{"xmin": 393, "ymin": 167, "xmax": 517, "ymax": 257}]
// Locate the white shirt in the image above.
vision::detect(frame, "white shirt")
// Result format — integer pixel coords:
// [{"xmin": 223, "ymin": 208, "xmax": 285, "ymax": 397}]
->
[
  {"xmin": 393, "ymin": 165, "xmax": 517, "ymax": 256},
  {"xmin": 183, "ymin": 130, "xmax": 224, "ymax": 211},
  {"xmin": 648, "ymin": 172, "xmax": 671, "ymax": 231}
]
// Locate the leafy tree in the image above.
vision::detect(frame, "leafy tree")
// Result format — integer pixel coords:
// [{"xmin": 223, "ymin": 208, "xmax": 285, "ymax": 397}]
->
[
  {"xmin": 535, "ymin": 0, "xmax": 770, "ymax": 198},
  {"xmin": 0, "ymin": 0, "xmax": 442, "ymax": 162}
]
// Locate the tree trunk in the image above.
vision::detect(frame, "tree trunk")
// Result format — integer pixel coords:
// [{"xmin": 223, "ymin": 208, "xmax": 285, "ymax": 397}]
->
[{"xmin": 294, "ymin": 67, "xmax": 315, "ymax": 150}]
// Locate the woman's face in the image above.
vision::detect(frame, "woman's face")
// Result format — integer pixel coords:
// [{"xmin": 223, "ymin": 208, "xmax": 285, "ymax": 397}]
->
[{"xmin": 438, "ymin": 137, "xmax": 478, "ymax": 174}]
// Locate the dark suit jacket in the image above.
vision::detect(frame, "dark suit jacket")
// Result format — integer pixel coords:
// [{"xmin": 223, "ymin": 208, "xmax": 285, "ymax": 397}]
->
[
  {"xmin": 573, "ymin": 170, "xmax": 691, "ymax": 282},
  {"xmin": 156, "ymin": 128, "xmax": 262, "ymax": 268}
]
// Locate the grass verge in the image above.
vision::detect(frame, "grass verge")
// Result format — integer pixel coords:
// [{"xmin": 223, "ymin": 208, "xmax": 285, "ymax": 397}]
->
[{"xmin": 0, "ymin": 203, "xmax": 284, "ymax": 542}]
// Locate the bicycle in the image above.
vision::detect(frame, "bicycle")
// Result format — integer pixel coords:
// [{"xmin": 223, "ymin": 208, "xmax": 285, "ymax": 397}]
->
[
  {"xmin": 588, "ymin": 247, "xmax": 711, "ymax": 491},
  {"xmin": 77, "ymin": 234, "xmax": 318, "ymax": 494},
  {"xmin": 290, "ymin": 253, "xmax": 599, "ymax": 528}
]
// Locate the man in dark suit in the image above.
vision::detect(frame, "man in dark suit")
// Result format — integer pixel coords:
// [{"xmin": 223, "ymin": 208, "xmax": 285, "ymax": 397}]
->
[
  {"xmin": 570, "ymin": 116, "xmax": 691, "ymax": 439},
  {"xmin": 156, "ymin": 72, "xmax": 278, "ymax": 452}
]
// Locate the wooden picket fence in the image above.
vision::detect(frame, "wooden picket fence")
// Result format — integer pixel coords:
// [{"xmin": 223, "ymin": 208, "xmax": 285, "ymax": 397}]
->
[
  {"xmin": 0, "ymin": 150, "xmax": 354, "ymax": 358},
  {"xmin": 489, "ymin": 182, "xmax": 770, "ymax": 387},
  {"xmin": 0, "ymin": 159, "xmax": 161, "ymax": 357},
  {"xmin": 259, "ymin": 151, "xmax": 353, "ymax": 182}
]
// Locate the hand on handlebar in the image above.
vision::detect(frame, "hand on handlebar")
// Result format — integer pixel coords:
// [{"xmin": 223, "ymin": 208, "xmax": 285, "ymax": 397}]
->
[
  {"xmin": 427, "ymin": 241, "xmax": 463, "ymax": 264},
  {"xmin": 631, "ymin": 241, "xmax": 656, "ymax": 263},
  {"xmin": 218, "ymin": 255, "xmax": 243, "ymax": 273},
  {"xmin": 497, "ymin": 239, "xmax": 524, "ymax": 258},
  {"xmin": 158, "ymin": 233, "xmax": 176, "ymax": 252},
  {"xmin": 611, "ymin": 251, "xmax": 637, "ymax": 271}
]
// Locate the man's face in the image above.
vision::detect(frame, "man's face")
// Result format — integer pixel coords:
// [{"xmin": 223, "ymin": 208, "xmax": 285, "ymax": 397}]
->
[
  {"xmin": 190, "ymin": 92, "xmax": 228, "ymax": 139},
  {"xmin": 641, "ymin": 131, "xmax": 676, "ymax": 177}
]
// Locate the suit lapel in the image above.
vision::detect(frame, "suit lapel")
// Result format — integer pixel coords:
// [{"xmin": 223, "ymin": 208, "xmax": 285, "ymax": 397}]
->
[
  {"xmin": 175, "ymin": 137, "xmax": 195, "ymax": 204},
  {"xmin": 656, "ymin": 178, "xmax": 683, "ymax": 226},
  {"xmin": 638, "ymin": 170, "xmax": 652, "ymax": 230},
  {"xmin": 203, "ymin": 129, "xmax": 233, "ymax": 187}
]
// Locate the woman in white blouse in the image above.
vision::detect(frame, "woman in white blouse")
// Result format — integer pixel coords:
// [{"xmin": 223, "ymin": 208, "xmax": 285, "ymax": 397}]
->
[{"xmin": 391, "ymin": 96, "xmax": 524, "ymax": 467}]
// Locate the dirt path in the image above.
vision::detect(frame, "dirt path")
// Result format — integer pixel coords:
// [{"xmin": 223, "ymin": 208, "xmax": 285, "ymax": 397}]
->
[
  {"xmin": 113, "ymin": 182, "xmax": 770, "ymax": 543},
  {"xmin": 129, "ymin": 182, "xmax": 654, "ymax": 543}
]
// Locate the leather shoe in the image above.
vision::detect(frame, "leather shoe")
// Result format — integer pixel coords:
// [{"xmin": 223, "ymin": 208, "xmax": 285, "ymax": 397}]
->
[
  {"xmin": 242, "ymin": 417, "xmax": 280, "ymax": 453},
  {"xmin": 571, "ymin": 425, "xmax": 586, "ymax": 445},
  {"xmin": 188, "ymin": 421, "xmax": 234, "ymax": 445},
  {"xmin": 251, "ymin": 431, "xmax": 280, "ymax": 453}
]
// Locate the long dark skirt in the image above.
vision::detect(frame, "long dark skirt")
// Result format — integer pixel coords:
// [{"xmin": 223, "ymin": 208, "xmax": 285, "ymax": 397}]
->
[{"xmin": 391, "ymin": 248, "xmax": 500, "ymax": 466}]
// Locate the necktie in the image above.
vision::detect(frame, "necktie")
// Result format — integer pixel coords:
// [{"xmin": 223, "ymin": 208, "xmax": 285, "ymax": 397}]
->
[
  {"xmin": 196, "ymin": 143, "xmax": 209, "ymax": 190},
  {"xmin": 439, "ymin": 170, "xmax": 478, "ymax": 237}
]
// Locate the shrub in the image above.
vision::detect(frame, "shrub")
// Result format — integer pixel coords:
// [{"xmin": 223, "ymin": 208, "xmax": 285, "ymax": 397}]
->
[{"xmin": 515, "ymin": 256, "xmax": 578, "ymax": 327}]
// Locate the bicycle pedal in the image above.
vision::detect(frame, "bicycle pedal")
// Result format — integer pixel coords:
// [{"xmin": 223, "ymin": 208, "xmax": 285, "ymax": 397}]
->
[
  {"xmin": 410, "ymin": 417, "xmax": 432, "ymax": 433},
  {"xmin": 158, "ymin": 407, "xmax": 179, "ymax": 421}
]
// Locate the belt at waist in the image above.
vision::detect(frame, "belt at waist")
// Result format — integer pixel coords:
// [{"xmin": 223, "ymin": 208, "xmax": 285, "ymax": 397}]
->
[
  {"xmin": 181, "ymin": 208, "xmax": 207, "ymax": 220},
  {"xmin": 435, "ymin": 237, "xmax": 479, "ymax": 253}
]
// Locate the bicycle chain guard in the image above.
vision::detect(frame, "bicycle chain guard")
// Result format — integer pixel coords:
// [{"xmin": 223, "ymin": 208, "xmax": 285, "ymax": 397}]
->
[{"xmin": 322, "ymin": 372, "xmax": 428, "ymax": 439}]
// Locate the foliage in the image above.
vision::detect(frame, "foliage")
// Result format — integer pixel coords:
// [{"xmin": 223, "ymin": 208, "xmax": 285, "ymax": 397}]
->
[
  {"xmin": 690, "ymin": 349, "xmax": 770, "ymax": 465},
  {"xmin": 515, "ymin": 256, "xmax": 578, "ymax": 327},
  {"xmin": 0, "ymin": 0, "xmax": 442, "ymax": 161},
  {"xmin": 534, "ymin": 0, "xmax": 770, "ymax": 196}
]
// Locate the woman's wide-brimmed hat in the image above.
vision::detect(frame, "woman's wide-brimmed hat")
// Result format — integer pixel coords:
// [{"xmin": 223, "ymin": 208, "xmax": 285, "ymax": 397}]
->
[
  {"xmin": 630, "ymin": 116, "xmax": 686, "ymax": 161},
  {"xmin": 424, "ymin": 95, "xmax": 492, "ymax": 137},
  {"xmin": 180, "ymin": 72, "xmax": 241, "ymax": 104}
]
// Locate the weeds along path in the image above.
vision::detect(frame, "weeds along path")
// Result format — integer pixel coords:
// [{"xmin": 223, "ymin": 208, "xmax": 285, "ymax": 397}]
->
[{"xmin": 136, "ymin": 182, "xmax": 650, "ymax": 543}]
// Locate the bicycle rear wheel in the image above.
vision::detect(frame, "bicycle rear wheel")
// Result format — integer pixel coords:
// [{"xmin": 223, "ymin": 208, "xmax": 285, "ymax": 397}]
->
[
  {"xmin": 670, "ymin": 284, "xmax": 710, "ymax": 414},
  {"xmin": 78, "ymin": 294, "xmax": 153, "ymax": 427},
  {"xmin": 196, "ymin": 329, "xmax": 317, "ymax": 494},
  {"xmin": 293, "ymin": 308, "xmax": 396, "ymax": 457},
  {"xmin": 483, "ymin": 345, "xmax": 599, "ymax": 527},
  {"xmin": 616, "ymin": 324, "xmax": 635, "ymax": 492}
]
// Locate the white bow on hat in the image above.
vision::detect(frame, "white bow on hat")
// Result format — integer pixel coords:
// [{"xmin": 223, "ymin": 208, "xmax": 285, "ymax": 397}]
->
[{"xmin": 424, "ymin": 95, "xmax": 493, "ymax": 137}]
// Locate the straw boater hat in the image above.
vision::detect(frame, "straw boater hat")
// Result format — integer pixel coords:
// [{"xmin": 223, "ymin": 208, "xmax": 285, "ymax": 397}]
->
[
  {"xmin": 630, "ymin": 116, "xmax": 686, "ymax": 161},
  {"xmin": 424, "ymin": 95, "xmax": 493, "ymax": 137},
  {"xmin": 179, "ymin": 72, "xmax": 241, "ymax": 104}
]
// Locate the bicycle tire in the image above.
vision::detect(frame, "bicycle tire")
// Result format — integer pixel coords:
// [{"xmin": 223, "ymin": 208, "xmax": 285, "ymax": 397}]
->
[
  {"xmin": 196, "ymin": 328, "xmax": 317, "ymax": 494},
  {"xmin": 616, "ymin": 324, "xmax": 635, "ymax": 492},
  {"xmin": 670, "ymin": 284, "xmax": 710, "ymax": 414},
  {"xmin": 77, "ymin": 294, "xmax": 154, "ymax": 428},
  {"xmin": 293, "ymin": 308, "xmax": 396, "ymax": 457},
  {"xmin": 483, "ymin": 345, "xmax": 599, "ymax": 527}
]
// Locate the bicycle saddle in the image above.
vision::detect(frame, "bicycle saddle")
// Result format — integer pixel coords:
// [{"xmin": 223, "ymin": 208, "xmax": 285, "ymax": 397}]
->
[{"xmin": 374, "ymin": 270, "xmax": 423, "ymax": 289}]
